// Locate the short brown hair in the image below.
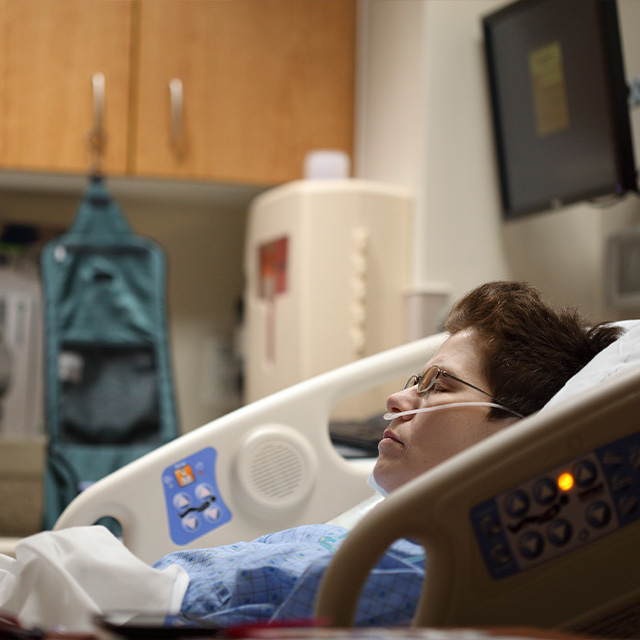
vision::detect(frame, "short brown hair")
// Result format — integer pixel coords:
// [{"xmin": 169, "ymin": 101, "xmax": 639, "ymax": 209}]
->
[{"xmin": 444, "ymin": 281, "xmax": 623, "ymax": 419}]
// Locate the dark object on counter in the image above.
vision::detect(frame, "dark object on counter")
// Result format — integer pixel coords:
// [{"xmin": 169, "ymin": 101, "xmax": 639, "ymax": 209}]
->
[{"xmin": 330, "ymin": 413, "xmax": 386, "ymax": 456}]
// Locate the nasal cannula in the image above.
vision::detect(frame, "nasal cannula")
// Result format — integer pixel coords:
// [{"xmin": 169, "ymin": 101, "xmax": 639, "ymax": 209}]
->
[{"xmin": 383, "ymin": 402, "xmax": 523, "ymax": 421}]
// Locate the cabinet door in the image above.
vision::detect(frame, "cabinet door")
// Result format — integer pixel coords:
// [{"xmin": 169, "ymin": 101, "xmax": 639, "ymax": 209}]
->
[
  {"xmin": 131, "ymin": 0, "xmax": 355, "ymax": 185},
  {"xmin": 0, "ymin": 0, "xmax": 132, "ymax": 175}
]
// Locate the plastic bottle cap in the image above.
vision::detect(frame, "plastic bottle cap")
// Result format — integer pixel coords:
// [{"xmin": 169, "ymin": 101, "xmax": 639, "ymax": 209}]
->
[{"xmin": 303, "ymin": 150, "xmax": 351, "ymax": 179}]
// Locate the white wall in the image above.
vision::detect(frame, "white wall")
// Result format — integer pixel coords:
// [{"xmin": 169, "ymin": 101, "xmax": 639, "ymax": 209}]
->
[{"xmin": 356, "ymin": 0, "xmax": 640, "ymax": 322}]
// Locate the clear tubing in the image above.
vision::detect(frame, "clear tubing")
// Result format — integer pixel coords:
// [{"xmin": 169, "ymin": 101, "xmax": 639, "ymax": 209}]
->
[{"xmin": 383, "ymin": 401, "xmax": 523, "ymax": 421}]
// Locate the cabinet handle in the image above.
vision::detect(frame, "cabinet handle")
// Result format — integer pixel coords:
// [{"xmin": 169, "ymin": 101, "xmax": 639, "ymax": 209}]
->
[
  {"xmin": 169, "ymin": 78, "xmax": 183, "ymax": 146},
  {"xmin": 87, "ymin": 72, "xmax": 106, "ymax": 175}
]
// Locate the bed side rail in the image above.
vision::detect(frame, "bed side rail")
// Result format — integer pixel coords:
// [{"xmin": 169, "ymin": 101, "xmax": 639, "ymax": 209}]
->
[
  {"xmin": 315, "ymin": 364, "xmax": 640, "ymax": 634},
  {"xmin": 54, "ymin": 333, "xmax": 447, "ymax": 564}
]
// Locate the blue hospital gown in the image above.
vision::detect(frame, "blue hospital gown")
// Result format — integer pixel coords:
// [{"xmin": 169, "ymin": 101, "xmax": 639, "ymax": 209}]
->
[{"xmin": 152, "ymin": 524, "xmax": 425, "ymax": 627}]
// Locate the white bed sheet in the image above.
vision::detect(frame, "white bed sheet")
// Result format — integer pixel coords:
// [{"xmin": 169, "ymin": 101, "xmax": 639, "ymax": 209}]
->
[{"xmin": 0, "ymin": 526, "xmax": 188, "ymax": 632}]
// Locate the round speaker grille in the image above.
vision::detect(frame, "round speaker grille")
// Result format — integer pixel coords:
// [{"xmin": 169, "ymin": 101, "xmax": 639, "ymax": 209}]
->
[
  {"xmin": 236, "ymin": 425, "xmax": 317, "ymax": 513},
  {"xmin": 250, "ymin": 441, "xmax": 305, "ymax": 500}
]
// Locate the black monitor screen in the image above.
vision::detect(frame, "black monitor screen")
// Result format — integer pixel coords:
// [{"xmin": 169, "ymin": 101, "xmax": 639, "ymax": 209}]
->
[{"xmin": 483, "ymin": 0, "xmax": 637, "ymax": 219}]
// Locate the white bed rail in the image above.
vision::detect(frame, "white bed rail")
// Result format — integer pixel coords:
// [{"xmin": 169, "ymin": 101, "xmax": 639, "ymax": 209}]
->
[
  {"xmin": 54, "ymin": 333, "xmax": 447, "ymax": 564},
  {"xmin": 315, "ymin": 364, "xmax": 640, "ymax": 635}
]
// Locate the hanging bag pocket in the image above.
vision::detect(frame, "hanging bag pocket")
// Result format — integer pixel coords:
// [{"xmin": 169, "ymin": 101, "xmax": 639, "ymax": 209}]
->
[{"xmin": 40, "ymin": 179, "xmax": 178, "ymax": 528}]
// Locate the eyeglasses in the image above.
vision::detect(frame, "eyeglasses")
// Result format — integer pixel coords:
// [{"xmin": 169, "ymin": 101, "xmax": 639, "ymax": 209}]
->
[
  {"xmin": 402, "ymin": 365, "xmax": 524, "ymax": 419},
  {"xmin": 404, "ymin": 364, "xmax": 500, "ymax": 402}
]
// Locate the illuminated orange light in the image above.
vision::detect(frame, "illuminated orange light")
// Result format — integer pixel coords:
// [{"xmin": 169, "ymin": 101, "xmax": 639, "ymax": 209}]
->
[{"xmin": 558, "ymin": 472, "xmax": 574, "ymax": 491}]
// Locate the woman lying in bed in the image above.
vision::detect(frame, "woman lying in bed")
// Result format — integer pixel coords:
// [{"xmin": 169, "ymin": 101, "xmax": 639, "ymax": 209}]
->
[
  {"xmin": 149, "ymin": 281, "xmax": 622, "ymax": 628},
  {"xmin": 0, "ymin": 281, "xmax": 624, "ymax": 631}
]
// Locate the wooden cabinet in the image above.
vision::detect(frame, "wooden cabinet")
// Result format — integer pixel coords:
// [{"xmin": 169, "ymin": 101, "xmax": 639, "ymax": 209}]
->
[
  {"xmin": 0, "ymin": 0, "xmax": 355, "ymax": 186},
  {"xmin": 132, "ymin": 0, "xmax": 355, "ymax": 185},
  {"xmin": 0, "ymin": 0, "xmax": 132, "ymax": 175}
]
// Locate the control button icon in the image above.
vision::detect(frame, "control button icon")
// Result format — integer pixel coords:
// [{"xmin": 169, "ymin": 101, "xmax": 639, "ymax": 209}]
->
[
  {"xmin": 490, "ymin": 542, "xmax": 511, "ymax": 565},
  {"xmin": 519, "ymin": 532, "xmax": 544, "ymax": 559},
  {"xmin": 548, "ymin": 518, "xmax": 572, "ymax": 546},
  {"xmin": 602, "ymin": 450, "xmax": 623, "ymax": 467},
  {"xmin": 534, "ymin": 478, "xmax": 557, "ymax": 505},
  {"xmin": 182, "ymin": 514, "xmax": 200, "ymax": 532},
  {"xmin": 575, "ymin": 460, "xmax": 598, "ymax": 487},
  {"xmin": 618, "ymin": 494, "xmax": 638, "ymax": 517},
  {"xmin": 505, "ymin": 490, "xmax": 530, "ymax": 518},
  {"xmin": 611, "ymin": 473, "xmax": 632, "ymax": 492},
  {"xmin": 204, "ymin": 505, "xmax": 221, "ymax": 523},
  {"xmin": 173, "ymin": 492, "xmax": 191, "ymax": 511},
  {"xmin": 586, "ymin": 501, "xmax": 611, "ymax": 529},
  {"xmin": 577, "ymin": 528, "xmax": 590, "ymax": 542},
  {"xmin": 195, "ymin": 483, "xmax": 214, "ymax": 501},
  {"xmin": 480, "ymin": 514, "xmax": 501, "ymax": 537}
]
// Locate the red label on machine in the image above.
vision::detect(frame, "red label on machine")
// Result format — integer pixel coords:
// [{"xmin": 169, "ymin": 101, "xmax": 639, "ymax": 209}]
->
[{"xmin": 259, "ymin": 236, "xmax": 288, "ymax": 298}]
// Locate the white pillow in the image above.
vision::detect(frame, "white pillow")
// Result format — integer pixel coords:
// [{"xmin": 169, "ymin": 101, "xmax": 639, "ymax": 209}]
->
[{"xmin": 541, "ymin": 320, "xmax": 640, "ymax": 412}]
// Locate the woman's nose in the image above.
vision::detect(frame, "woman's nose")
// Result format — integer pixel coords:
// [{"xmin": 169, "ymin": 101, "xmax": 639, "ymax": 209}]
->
[{"xmin": 386, "ymin": 387, "xmax": 417, "ymax": 415}]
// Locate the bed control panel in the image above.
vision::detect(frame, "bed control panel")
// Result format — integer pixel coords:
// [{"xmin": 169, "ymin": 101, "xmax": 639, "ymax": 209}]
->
[
  {"xmin": 471, "ymin": 431, "xmax": 640, "ymax": 580},
  {"xmin": 162, "ymin": 447, "xmax": 232, "ymax": 545}
]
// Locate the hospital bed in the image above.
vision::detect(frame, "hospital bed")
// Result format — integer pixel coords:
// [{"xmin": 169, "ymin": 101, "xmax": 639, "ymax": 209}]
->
[{"xmin": 54, "ymin": 324, "xmax": 640, "ymax": 637}]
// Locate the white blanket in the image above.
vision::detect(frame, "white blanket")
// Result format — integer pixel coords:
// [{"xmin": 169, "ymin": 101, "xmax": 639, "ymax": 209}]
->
[{"xmin": 0, "ymin": 526, "xmax": 188, "ymax": 632}]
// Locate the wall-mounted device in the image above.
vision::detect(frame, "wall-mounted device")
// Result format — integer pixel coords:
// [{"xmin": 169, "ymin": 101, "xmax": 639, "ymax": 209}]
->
[
  {"xmin": 605, "ymin": 227, "xmax": 640, "ymax": 309},
  {"xmin": 483, "ymin": 0, "xmax": 637, "ymax": 219}
]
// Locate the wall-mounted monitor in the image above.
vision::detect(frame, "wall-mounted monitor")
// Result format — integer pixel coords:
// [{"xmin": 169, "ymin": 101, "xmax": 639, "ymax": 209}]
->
[{"xmin": 483, "ymin": 0, "xmax": 637, "ymax": 220}]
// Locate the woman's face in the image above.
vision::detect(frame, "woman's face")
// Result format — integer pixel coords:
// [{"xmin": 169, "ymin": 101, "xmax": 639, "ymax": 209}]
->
[{"xmin": 373, "ymin": 328, "xmax": 513, "ymax": 493}]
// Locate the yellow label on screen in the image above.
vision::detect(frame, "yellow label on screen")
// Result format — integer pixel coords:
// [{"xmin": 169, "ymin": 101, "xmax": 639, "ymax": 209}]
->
[{"xmin": 529, "ymin": 41, "xmax": 570, "ymax": 137}]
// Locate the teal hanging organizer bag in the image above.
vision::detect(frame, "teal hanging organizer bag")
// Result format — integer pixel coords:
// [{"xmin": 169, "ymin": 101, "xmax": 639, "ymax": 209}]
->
[{"xmin": 40, "ymin": 177, "xmax": 179, "ymax": 529}]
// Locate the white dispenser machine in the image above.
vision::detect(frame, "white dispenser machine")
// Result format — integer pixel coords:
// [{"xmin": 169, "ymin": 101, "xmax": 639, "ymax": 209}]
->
[{"xmin": 244, "ymin": 179, "xmax": 412, "ymax": 405}]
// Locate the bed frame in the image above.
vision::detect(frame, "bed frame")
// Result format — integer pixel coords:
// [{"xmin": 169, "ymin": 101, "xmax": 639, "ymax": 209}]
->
[{"xmin": 55, "ymin": 330, "xmax": 640, "ymax": 636}]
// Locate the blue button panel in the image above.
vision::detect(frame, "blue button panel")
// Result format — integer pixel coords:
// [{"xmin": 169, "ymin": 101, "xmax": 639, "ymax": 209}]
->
[
  {"xmin": 471, "ymin": 431, "xmax": 640, "ymax": 580},
  {"xmin": 162, "ymin": 447, "xmax": 232, "ymax": 545}
]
